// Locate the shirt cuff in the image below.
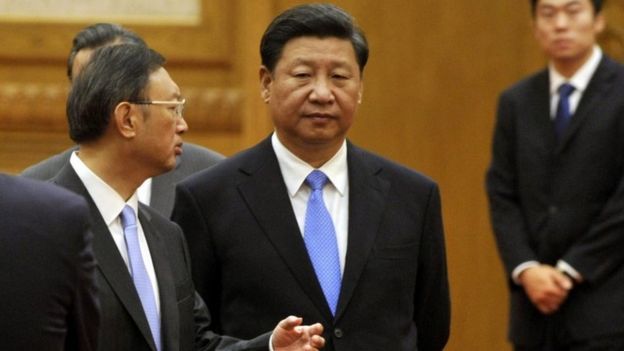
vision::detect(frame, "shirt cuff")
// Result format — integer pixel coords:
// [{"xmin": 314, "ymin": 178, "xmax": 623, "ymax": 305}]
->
[
  {"xmin": 511, "ymin": 260, "xmax": 540, "ymax": 285},
  {"xmin": 269, "ymin": 333, "xmax": 275, "ymax": 351},
  {"xmin": 556, "ymin": 260, "xmax": 583, "ymax": 283}
]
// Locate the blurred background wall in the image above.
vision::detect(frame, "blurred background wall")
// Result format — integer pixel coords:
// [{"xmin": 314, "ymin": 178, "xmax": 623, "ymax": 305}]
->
[{"xmin": 1, "ymin": 1, "xmax": 623, "ymax": 349}]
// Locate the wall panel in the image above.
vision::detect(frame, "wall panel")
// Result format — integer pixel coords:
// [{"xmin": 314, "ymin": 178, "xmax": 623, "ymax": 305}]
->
[{"xmin": 2, "ymin": 1, "xmax": 623, "ymax": 349}]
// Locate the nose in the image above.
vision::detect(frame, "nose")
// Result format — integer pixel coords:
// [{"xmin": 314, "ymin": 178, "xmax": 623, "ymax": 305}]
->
[
  {"xmin": 309, "ymin": 78, "xmax": 335, "ymax": 104},
  {"xmin": 176, "ymin": 116, "xmax": 188, "ymax": 134},
  {"xmin": 553, "ymin": 12, "xmax": 570, "ymax": 29}
]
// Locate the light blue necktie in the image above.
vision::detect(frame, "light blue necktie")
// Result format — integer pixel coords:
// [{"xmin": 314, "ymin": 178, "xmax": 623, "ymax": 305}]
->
[
  {"xmin": 555, "ymin": 83, "xmax": 575, "ymax": 140},
  {"xmin": 304, "ymin": 170, "xmax": 341, "ymax": 316},
  {"xmin": 120, "ymin": 205, "xmax": 161, "ymax": 351}
]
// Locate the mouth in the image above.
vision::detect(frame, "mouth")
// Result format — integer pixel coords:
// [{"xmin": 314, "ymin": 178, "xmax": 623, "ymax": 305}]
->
[
  {"xmin": 174, "ymin": 143, "xmax": 183, "ymax": 155},
  {"xmin": 303, "ymin": 112, "xmax": 335, "ymax": 121}
]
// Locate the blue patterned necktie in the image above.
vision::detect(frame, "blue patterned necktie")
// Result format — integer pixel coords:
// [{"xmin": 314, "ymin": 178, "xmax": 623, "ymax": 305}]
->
[
  {"xmin": 120, "ymin": 205, "xmax": 161, "ymax": 351},
  {"xmin": 555, "ymin": 83, "xmax": 575, "ymax": 140},
  {"xmin": 303, "ymin": 170, "xmax": 341, "ymax": 316}
]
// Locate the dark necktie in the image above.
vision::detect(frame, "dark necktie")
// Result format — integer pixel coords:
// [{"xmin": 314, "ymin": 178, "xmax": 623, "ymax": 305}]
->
[
  {"xmin": 120, "ymin": 205, "xmax": 161, "ymax": 351},
  {"xmin": 554, "ymin": 83, "xmax": 575, "ymax": 140},
  {"xmin": 303, "ymin": 170, "xmax": 341, "ymax": 316}
]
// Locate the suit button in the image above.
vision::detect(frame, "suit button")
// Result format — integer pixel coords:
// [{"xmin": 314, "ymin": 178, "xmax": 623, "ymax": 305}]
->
[
  {"xmin": 548, "ymin": 205, "xmax": 558, "ymax": 215},
  {"xmin": 334, "ymin": 328, "xmax": 343, "ymax": 338}
]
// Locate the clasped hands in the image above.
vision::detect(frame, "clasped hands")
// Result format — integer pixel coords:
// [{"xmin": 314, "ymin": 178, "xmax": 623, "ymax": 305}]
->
[
  {"xmin": 272, "ymin": 316, "xmax": 325, "ymax": 351},
  {"xmin": 518, "ymin": 264, "xmax": 573, "ymax": 315}
]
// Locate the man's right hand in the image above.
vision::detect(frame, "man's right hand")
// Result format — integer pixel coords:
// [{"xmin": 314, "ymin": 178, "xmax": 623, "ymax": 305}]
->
[{"xmin": 518, "ymin": 264, "xmax": 572, "ymax": 315}]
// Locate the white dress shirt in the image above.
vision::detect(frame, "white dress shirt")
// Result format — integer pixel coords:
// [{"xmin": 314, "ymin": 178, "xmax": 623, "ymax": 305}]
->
[
  {"xmin": 271, "ymin": 132, "xmax": 349, "ymax": 274},
  {"xmin": 70, "ymin": 152, "xmax": 161, "ymax": 314},
  {"xmin": 511, "ymin": 46, "xmax": 602, "ymax": 284},
  {"xmin": 548, "ymin": 45, "xmax": 602, "ymax": 118}
]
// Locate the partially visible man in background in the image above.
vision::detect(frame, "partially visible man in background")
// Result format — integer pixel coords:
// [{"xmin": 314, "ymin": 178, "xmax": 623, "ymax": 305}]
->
[
  {"xmin": 487, "ymin": 0, "xmax": 624, "ymax": 350},
  {"xmin": 22, "ymin": 23, "xmax": 224, "ymax": 217},
  {"xmin": 0, "ymin": 174, "xmax": 99, "ymax": 350}
]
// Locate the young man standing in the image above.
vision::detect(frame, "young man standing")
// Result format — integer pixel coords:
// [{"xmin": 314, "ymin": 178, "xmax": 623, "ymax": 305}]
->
[{"xmin": 487, "ymin": 1, "xmax": 624, "ymax": 349}]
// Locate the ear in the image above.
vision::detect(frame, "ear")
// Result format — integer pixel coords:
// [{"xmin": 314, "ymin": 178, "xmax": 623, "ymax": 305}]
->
[
  {"xmin": 113, "ymin": 102, "xmax": 138, "ymax": 139},
  {"xmin": 259, "ymin": 65, "xmax": 273, "ymax": 103},
  {"xmin": 594, "ymin": 13, "xmax": 606, "ymax": 34},
  {"xmin": 358, "ymin": 81, "xmax": 364, "ymax": 104}
]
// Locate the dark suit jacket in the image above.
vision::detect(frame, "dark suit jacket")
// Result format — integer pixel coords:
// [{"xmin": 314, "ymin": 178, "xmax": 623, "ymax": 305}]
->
[
  {"xmin": 51, "ymin": 165, "xmax": 270, "ymax": 351},
  {"xmin": 0, "ymin": 174, "xmax": 99, "ymax": 350},
  {"xmin": 486, "ymin": 55, "xmax": 624, "ymax": 345},
  {"xmin": 22, "ymin": 143, "xmax": 224, "ymax": 217},
  {"xmin": 172, "ymin": 137, "xmax": 450, "ymax": 351}
]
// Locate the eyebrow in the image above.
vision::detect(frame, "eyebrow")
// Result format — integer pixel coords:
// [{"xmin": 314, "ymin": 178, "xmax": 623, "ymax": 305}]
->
[{"xmin": 290, "ymin": 57, "xmax": 353, "ymax": 69}]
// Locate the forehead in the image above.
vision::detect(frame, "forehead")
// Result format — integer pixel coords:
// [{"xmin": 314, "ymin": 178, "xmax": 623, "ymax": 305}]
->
[
  {"xmin": 277, "ymin": 36, "xmax": 358, "ymax": 67},
  {"xmin": 536, "ymin": 0, "xmax": 591, "ymax": 8},
  {"xmin": 146, "ymin": 67, "xmax": 180, "ymax": 98},
  {"xmin": 72, "ymin": 48, "xmax": 94, "ymax": 79}
]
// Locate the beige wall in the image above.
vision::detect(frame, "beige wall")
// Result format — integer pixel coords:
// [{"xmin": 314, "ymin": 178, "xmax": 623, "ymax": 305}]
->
[{"xmin": 1, "ymin": 1, "xmax": 623, "ymax": 349}]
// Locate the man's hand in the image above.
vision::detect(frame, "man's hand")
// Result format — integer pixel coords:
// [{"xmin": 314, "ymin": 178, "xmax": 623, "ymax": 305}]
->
[
  {"xmin": 519, "ymin": 264, "xmax": 572, "ymax": 315},
  {"xmin": 272, "ymin": 316, "xmax": 325, "ymax": 351}
]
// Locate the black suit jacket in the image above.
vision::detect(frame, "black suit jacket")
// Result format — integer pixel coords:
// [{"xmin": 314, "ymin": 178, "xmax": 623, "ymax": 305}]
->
[
  {"xmin": 22, "ymin": 143, "xmax": 224, "ymax": 217},
  {"xmin": 172, "ymin": 137, "xmax": 450, "ymax": 351},
  {"xmin": 486, "ymin": 55, "xmax": 624, "ymax": 345},
  {"xmin": 51, "ymin": 165, "xmax": 270, "ymax": 351},
  {"xmin": 0, "ymin": 174, "xmax": 99, "ymax": 350}
]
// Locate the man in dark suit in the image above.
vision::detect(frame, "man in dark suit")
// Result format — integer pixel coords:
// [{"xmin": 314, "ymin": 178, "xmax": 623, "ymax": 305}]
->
[
  {"xmin": 54, "ymin": 43, "xmax": 324, "ymax": 351},
  {"xmin": 21, "ymin": 23, "xmax": 223, "ymax": 217},
  {"xmin": 172, "ymin": 4, "xmax": 450, "ymax": 351},
  {"xmin": 0, "ymin": 174, "xmax": 99, "ymax": 350},
  {"xmin": 486, "ymin": 0, "xmax": 624, "ymax": 349}
]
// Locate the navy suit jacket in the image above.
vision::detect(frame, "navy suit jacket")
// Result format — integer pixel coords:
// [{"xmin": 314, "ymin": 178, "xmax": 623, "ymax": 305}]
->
[
  {"xmin": 486, "ymin": 55, "xmax": 624, "ymax": 345},
  {"xmin": 0, "ymin": 174, "xmax": 99, "ymax": 350},
  {"xmin": 173, "ymin": 137, "xmax": 450, "ymax": 351},
  {"xmin": 51, "ymin": 165, "xmax": 270, "ymax": 351},
  {"xmin": 22, "ymin": 143, "xmax": 224, "ymax": 217}
]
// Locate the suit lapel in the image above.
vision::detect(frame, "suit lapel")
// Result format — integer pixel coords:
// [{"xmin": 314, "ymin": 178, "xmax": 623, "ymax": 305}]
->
[
  {"xmin": 557, "ymin": 56, "xmax": 617, "ymax": 153},
  {"xmin": 526, "ymin": 70, "xmax": 558, "ymax": 154},
  {"xmin": 51, "ymin": 165, "xmax": 157, "ymax": 351},
  {"xmin": 335, "ymin": 144, "xmax": 390, "ymax": 320},
  {"xmin": 237, "ymin": 139, "xmax": 334, "ymax": 320},
  {"xmin": 139, "ymin": 206, "xmax": 179, "ymax": 351}
]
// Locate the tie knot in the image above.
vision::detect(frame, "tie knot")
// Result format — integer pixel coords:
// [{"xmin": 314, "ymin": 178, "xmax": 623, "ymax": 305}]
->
[
  {"xmin": 558, "ymin": 83, "xmax": 575, "ymax": 98},
  {"xmin": 120, "ymin": 205, "xmax": 137, "ymax": 229},
  {"xmin": 306, "ymin": 170, "xmax": 329, "ymax": 191}
]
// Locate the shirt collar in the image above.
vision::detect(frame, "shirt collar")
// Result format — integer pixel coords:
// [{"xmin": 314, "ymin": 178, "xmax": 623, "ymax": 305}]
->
[
  {"xmin": 70, "ymin": 151, "xmax": 139, "ymax": 226},
  {"xmin": 271, "ymin": 132, "xmax": 348, "ymax": 197},
  {"xmin": 549, "ymin": 45, "xmax": 602, "ymax": 95}
]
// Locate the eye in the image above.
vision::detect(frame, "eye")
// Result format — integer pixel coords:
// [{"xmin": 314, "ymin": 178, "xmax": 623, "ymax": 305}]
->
[
  {"xmin": 293, "ymin": 72, "xmax": 311, "ymax": 79},
  {"xmin": 566, "ymin": 5, "xmax": 582, "ymax": 15},
  {"xmin": 538, "ymin": 7, "xmax": 555, "ymax": 18}
]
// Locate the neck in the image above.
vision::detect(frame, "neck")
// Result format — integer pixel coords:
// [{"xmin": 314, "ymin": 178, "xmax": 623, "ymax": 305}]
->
[
  {"xmin": 77, "ymin": 141, "xmax": 146, "ymax": 201},
  {"xmin": 281, "ymin": 139, "xmax": 344, "ymax": 169},
  {"xmin": 552, "ymin": 48, "xmax": 594, "ymax": 79}
]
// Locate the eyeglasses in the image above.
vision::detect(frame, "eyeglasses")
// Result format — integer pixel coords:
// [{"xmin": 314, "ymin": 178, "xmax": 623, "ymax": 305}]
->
[{"xmin": 129, "ymin": 98, "xmax": 186, "ymax": 118}]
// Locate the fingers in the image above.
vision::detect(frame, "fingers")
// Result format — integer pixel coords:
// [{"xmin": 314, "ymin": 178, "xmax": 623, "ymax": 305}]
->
[
  {"xmin": 278, "ymin": 315, "xmax": 303, "ymax": 332},
  {"xmin": 301, "ymin": 335, "xmax": 325, "ymax": 351},
  {"xmin": 553, "ymin": 271, "xmax": 573, "ymax": 291},
  {"xmin": 306, "ymin": 323, "xmax": 324, "ymax": 336}
]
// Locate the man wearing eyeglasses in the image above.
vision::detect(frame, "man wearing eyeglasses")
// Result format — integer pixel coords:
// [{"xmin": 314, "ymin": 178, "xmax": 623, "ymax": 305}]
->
[
  {"xmin": 22, "ymin": 23, "xmax": 224, "ymax": 218},
  {"xmin": 51, "ymin": 43, "xmax": 324, "ymax": 351}
]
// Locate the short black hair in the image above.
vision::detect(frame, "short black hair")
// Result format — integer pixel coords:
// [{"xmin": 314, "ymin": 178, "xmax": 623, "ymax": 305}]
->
[
  {"xmin": 260, "ymin": 3, "xmax": 368, "ymax": 73},
  {"xmin": 67, "ymin": 23, "xmax": 146, "ymax": 81},
  {"xmin": 67, "ymin": 44, "xmax": 165, "ymax": 143},
  {"xmin": 530, "ymin": 0, "xmax": 604, "ymax": 15}
]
